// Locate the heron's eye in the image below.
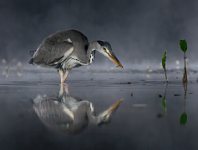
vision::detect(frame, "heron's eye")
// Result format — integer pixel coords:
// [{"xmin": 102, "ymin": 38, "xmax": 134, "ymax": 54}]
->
[{"xmin": 103, "ymin": 47, "xmax": 107, "ymax": 51}]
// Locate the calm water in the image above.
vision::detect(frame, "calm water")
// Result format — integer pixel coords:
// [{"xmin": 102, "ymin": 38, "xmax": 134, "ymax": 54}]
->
[{"xmin": 0, "ymin": 72, "xmax": 198, "ymax": 150}]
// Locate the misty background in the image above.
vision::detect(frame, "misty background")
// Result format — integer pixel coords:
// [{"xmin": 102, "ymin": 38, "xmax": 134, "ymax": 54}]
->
[{"xmin": 0, "ymin": 0, "xmax": 198, "ymax": 69}]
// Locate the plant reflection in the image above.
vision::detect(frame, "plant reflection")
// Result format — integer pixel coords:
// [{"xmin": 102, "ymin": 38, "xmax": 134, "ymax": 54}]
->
[
  {"xmin": 158, "ymin": 82, "xmax": 168, "ymax": 118},
  {"xmin": 161, "ymin": 83, "xmax": 168, "ymax": 115},
  {"xmin": 179, "ymin": 81, "xmax": 188, "ymax": 125},
  {"xmin": 158, "ymin": 81, "xmax": 189, "ymax": 125}
]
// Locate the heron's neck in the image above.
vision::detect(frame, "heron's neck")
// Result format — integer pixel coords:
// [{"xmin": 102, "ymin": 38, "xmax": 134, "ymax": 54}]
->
[{"xmin": 87, "ymin": 41, "xmax": 98, "ymax": 64}]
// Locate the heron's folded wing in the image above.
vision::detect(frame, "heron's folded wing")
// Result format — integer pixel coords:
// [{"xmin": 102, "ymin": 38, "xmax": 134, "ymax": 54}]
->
[
  {"xmin": 33, "ymin": 41, "xmax": 74, "ymax": 65},
  {"xmin": 33, "ymin": 99, "xmax": 74, "ymax": 132}
]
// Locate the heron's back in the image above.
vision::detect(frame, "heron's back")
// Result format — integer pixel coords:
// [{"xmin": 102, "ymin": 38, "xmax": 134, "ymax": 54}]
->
[
  {"xmin": 46, "ymin": 29, "xmax": 89, "ymax": 62},
  {"xmin": 32, "ymin": 29, "xmax": 89, "ymax": 67}
]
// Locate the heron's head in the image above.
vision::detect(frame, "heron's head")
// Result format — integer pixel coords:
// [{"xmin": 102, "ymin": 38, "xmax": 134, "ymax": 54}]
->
[{"xmin": 96, "ymin": 41, "xmax": 123, "ymax": 68}]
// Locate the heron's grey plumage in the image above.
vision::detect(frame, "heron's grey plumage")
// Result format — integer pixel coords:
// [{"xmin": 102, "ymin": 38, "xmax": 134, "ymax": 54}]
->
[
  {"xmin": 30, "ymin": 29, "xmax": 123, "ymax": 82},
  {"xmin": 31, "ymin": 30, "xmax": 90, "ymax": 69},
  {"xmin": 33, "ymin": 84, "xmax": 123, "ymax": 134}
]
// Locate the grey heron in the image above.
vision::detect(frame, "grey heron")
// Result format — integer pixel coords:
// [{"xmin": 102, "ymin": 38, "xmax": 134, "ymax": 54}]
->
[
  {"xmin": 33, "ymin": 84, "xmax": 123, "ymax": 134},
  {"xmin": 29, "ymin": 29, "xmax": 123, "ymax": 83}
]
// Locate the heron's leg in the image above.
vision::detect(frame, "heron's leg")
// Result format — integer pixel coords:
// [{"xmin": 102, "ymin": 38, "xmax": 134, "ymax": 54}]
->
[
  {"xmin": 63, "ymin": 70, "xmax": 69, "ymax": 82},
  {"xmin": 59, "ymin": 83, "xmax": 69, "ymax": 96},
  {"xmin": 58, "ymin": 69, "xmax": 64, "ymax": 83},
  {"xmin": 59, "ymin": 83, "xmax": 64, "ymax": 97},
  {"xmin": 64, "ymin": 83, "xmax": 69, "ymax": 94}
]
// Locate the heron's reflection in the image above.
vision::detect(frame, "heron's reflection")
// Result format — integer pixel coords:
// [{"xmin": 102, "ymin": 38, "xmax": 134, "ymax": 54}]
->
[{"xmin": 33, "ymin": 84, "xmax": 123, "ymax": 134}]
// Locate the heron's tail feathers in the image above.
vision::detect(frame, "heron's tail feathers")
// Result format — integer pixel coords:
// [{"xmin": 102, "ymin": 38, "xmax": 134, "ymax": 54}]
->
[
  {"xmin": 28, "ymin": 58, "xmax": 34, "ymax": 64},
  {"xmin": 29, "ymin": 50, "xmax": 36, "ymax": 56},
  {"xmin": 29, "ymin": 50, "xmax": 36, "ymax": 64}
]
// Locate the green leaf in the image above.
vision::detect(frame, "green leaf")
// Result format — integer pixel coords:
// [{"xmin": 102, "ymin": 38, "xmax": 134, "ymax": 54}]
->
[
  {"xmin": 180, "ymin": 112, "xmax": 188, "ymax": 125},
  {"xmin": 179, "ymin": 40, "xmax": 187, "ymax": 53},
  {"xmin": 161, "ymin": 96, "xmax": 167, "ymax": 113},
  {"xmin": 161, "ymin": 51, "xmax": 167, "ymax": 70}
]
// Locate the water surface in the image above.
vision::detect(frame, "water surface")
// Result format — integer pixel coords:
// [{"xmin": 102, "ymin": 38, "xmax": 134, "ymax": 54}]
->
[{"xmin": 0, "ymin": 71, "xmax": 198, "ymax": 150}]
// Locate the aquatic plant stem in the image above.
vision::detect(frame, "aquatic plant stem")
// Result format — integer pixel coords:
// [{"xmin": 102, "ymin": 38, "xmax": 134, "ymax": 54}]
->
[
  {"xmin": 183, "ymin": 53, "xmax": 188, "ymax": 85},
  {"xmin": 164, "ymin": 68, "xmax": 168, "ymax": 82}
]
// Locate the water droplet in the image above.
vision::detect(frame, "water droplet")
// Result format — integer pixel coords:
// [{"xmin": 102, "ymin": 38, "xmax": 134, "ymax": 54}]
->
[
  {"xmin": 176, "ymin": 60, "xmax": 180, "ymax": 65},
  {"xmin": 1, "ymin": 59, "xmax": 6, "ymax": 64}
]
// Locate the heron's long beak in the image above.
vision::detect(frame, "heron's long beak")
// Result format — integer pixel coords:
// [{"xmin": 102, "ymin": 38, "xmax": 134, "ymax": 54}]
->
[
  {"xmin": 107, "ymin": 52, "xmax": 123, "ymax": 68},
  {"xmin": 106, "ymin": 98, "xmax": 124, "ymax": 113},
  {"xmin": 97, "ymin": 98, "xmax": 123, "ymax": 124}
]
